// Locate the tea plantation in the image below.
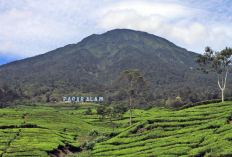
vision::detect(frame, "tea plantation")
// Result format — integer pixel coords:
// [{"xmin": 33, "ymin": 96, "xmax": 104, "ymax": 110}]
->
[
  {"xmin": 92, "ymin": 101, "xmax": 232, "ymax": 157},
  {"xmin": 0, "ymin": 103, "xmax": 99, "ymax": 157},
  {"xmin": 1, "ymin": 101, "xmax": 232, "ymax": 156}
]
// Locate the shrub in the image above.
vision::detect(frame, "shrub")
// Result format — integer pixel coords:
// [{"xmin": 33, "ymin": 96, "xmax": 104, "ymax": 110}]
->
[
  {"xmin": 89, "ymin": 129, "xmax": 99, "ymax": 137},
  {"xmin": 165, "ymin": 96, "xmax": 183, "ymax": 108},
  {"xmin": 102, "ymin": 132, "xmax": 109, "ymax": 137},
  {"xmin": 85, "ymin": 141, "xmax": 96, "ymax": 150},
  {"xmin": 85, "ymin": 107, "xmax": 93, "ymax": 115},
  {"xmin": 94, "ymin": 136, "xmax": 108, "ymax": 143},
  {"xmin": 81, "ymin": 140, "xmax": 89, "ymax": 148}
]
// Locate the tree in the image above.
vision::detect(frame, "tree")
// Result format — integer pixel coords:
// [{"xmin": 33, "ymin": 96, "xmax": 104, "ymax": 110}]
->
[
  {"xmin": 45, "ymin": 92, "xmax": 51, "ymax": 102},
  {"xmin": 195, "ymin": 46, "xmax": 232, "ymax": 102},
  {"xmin": 85, "ymin": 107, "xmax": 93, "ymax": 115},
  {"xmin": 117, "ymin": 69, "xmax": 148, "ymax": 126},
  {"xmin": 147, "ymin": 93, "xmax": 155, "ymax": 102},
  {"xmin": 97, "ymin": 104, "xmax": 107, "ymax": 119},
  {"xmin": 165, "ymin": 96, "xmax": 183, "ymax": 108},
  {"xmin": 114, "ymin": 103, "xmax": 128, "ymax": 118},
  {"xmin": 165, "ymin": 97, "xmax": 174, "ymax": 108},
  {"xmin": 179, "ymin": 86, "xmax": 192, "ymax": 103},
  {"xmin": 105, "ymin": 107, "xmax": 115, "ymax": 131},
  {"xmin": 2, "ymin": 83, "xmax": 10, "ymax": 93},
  {"xmin": 189, "ymin": 93, "xmax": 198, "ymax": 103},
  {"xmin": 173, "ymin": 96, "xmax": 183, "ymax": 108}
]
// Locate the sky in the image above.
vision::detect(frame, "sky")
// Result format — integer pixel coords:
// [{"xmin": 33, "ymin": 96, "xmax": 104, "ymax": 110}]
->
[{"xmin": 0, "ymin": 0, "xmax": 232, "ymax": 65}]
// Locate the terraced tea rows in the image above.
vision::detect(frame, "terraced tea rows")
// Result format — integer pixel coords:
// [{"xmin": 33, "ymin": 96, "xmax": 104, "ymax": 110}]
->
[
  {"xmin": 0, "ymin": 109, "xmax": 93, "ymax": 156},
  {"xmin": 92, "ymin": 101, "xmax": 232, "ymax": 157},
  {"xmin": 2, "ymin": 102, "xmax": 232, "ymax": 156}
]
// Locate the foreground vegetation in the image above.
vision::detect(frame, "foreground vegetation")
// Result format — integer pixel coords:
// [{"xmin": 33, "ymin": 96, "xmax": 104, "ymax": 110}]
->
[
  {"xmin": 1, "ymin": 100, "xmax": 232, "ymax": 156},
  {"xmin": 0, "ymin": 104, "xmax": 93, "ymax": 156},
  {"xmin": 93, "ymin": 101, "xmax": 232, "ymax": 156},
  {"xmin": 0, "ymin": 103, "xmax": 131, "ymax": 156}
]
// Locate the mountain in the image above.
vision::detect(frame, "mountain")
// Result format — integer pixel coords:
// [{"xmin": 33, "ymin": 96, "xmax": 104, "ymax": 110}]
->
[{"xmin": 0, "ymin": 29, "xmax": 230, "ymax": 106}]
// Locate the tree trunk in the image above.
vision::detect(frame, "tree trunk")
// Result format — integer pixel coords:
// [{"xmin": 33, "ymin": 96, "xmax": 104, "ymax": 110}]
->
[
  {"xmin": 222, "ymin": 89, "xmax": 224, "ymax": 102},
  {"xmin": 130, "ymin": 96, "xmax": 132, "ymax": 126},
  {"xmin": 110, "ymin": 117, "xmax": 114, "ymax": 131}
]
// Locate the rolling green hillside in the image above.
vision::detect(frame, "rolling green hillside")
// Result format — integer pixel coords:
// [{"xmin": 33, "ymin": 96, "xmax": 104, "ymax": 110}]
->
[
  {"xmin": 0, "ymin": 108, "xmax": 91, "ymax": 156},
  {"xmin": 92, "ymin": 101, "xmax": 232, "ymax": 157},
  {"xmin": 0, "ymin": 103, "xmax": 129, "ymax": 157},
  {"xmin": 1, "ymin": 101, "xmax": 232, "ymax": 156}
]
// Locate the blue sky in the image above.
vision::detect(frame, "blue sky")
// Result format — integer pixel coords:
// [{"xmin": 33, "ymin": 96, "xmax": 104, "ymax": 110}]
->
[{"xmin": 0, "ymin": 0, "xmax": 232, "ymax": 66}]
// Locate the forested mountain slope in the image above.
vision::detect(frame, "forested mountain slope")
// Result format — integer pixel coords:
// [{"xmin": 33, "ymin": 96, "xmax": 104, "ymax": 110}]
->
[{"xmin": 0, "ymin": 29, "xmax": 231, "ymax": 106}]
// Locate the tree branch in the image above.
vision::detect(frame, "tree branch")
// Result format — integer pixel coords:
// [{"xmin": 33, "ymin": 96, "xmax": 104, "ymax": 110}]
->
[
  {"xmin": 224, "ymin": 68, "xmax": 228, "ymax": 89},
  {"xmin": 218, "ymin": 75, "xmax": 222, "ymax": 90}
]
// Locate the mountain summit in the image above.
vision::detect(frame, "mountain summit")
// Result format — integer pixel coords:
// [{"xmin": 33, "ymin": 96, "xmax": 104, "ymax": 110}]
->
[{"xmin": 0, "ymin": 29, "xmax": 221, "ymax": 103}]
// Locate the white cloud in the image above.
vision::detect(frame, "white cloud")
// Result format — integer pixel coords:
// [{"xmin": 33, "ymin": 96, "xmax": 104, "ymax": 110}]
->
[
  {"xmin": 97, "ymin": 1, "xmax": 232, "ymax": 53},
  {"xmin": 98, "ymin": 10, "xmax": 210, "ymax": 47},
  {"xmin": 0, "ymin": 41, "xmax": 17, "ymax": 54},
  {"xmin": 209, "ymin": 30, "xmax": 232, "ymax": 50},
  {"xmin": 97, "ymin": 1, "xmax": 207, "ymax": 20},
  {"xmin": 0, "ymin": 0, "xmax": 232, "ymax": 61},
  {"xmin": 171, "ymin": 23, "xmax": 209, "ymax": 45},
  {"xmin": 0, "ymin": 0, "xmax": 101, "ymax": 59}
]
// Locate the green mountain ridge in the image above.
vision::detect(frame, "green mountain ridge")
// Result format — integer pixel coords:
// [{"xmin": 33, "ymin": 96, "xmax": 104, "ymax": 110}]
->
[{"xmin": 0, "ymin": 29, "xmax": 230, "ymax": 106}]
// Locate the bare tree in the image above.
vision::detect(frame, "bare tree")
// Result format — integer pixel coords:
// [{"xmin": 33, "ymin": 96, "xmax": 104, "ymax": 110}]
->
[{"xmin": 195, "ymin": 46, "xmax": 232, "ymax": 102}]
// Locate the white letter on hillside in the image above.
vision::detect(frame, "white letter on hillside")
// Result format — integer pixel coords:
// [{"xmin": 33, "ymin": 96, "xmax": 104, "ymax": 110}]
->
[
  {"xmin": 94, "ymin": 97, "xmax": 98, "ymax": 101},
  {"xmin": 99, "ymin": 97, "xmax": 103, "ymax": 101}
]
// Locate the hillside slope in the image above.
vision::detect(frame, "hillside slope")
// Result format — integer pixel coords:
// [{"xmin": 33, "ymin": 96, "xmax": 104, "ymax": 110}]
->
[
  {"xmin": 0, "ymin": 29, "xmax": 199, "ymax": 85},
  {"xmin": 92, "ymin": 101, "xmax": 232, "ymax": 156},
  {"xmin": 0, "ymin": 29, "xmax": 229, "ymax": 104}
]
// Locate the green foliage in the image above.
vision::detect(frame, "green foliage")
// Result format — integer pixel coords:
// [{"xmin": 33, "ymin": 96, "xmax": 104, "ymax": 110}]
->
[
  {"xmin": 114, "ymin": 103, "xmax": 128, "ymax": 118},
  {"xmin": 92, "ymin": 101, "xmax": 232, "ymax": 156},
  {"xmin": 94, "ymin": 136, "xmax": 108, "ymax": 143},
  {"xmin": 117, "ymin": 69, "xmax": 148, "ymax": 126},
  {"xmin": 195, "ymin": 46, "xmax": 232, "ymax": 102},
  {"xmin": 97, "ymin": 104, "xmax": 107, "ymax": 119},
  {"xmin": 101, "ymin": 132, "xmax": 109, "ymax": 137},
  {"xmin": 0, "ymin": 108, "xmax": 96, "ymax": 156},
  {"xmin": 2, "ymin": 30, "xmax": 231, "ymax": 110},
  {"xmin": 165, "ymin": 96, "xmax": 184, "ymax": 108},
  {"xmin": 82, "ymin": 133, "xmax": 107, "ymax": 150},
  {"xmin": 81, "ymin": 140, "xmax": 89, "ymax": 148},
  {"xmin": 3, "ymin": 100, "xmax": 232, "ymax": 156},
  {"xmin": 179, "ymin": 96, "xmax": 232, "ymax": 110},
  {"xmin": 88, "ymin": 129, "xmax": 99, "ymax": 137},
  {"xmin": 85, "ymin": 107, "xmax": 93, "ymax": 115},
  {"xmin": 2, "ymin": 150, "xmax": 49, "ymax": 157},
  {"xmin": 65, "ymin": 150, "xmax": 92, "ymax": 157},
  {"xmin": 105, "ymin": 107, "xmax": 114, "ymax": 118},
  {"xmin": 82, "ymin": 140, "xmax": 96, "ymax": 150}
]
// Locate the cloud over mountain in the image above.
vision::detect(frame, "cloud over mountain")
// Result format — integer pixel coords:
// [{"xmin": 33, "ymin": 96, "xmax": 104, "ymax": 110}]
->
[{"xmin": 0, "ymin": 0, "xmax": 231, "ymax": 62}]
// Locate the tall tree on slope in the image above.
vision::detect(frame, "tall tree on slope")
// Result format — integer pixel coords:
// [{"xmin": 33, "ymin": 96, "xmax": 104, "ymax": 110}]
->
[
  {"xmin": 195, "ymin": 46, "xmax": 232, "ymax": 102},
  {"xmin": 117, "ymin": 69, "xmax": 148, "ymax": 126}
]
